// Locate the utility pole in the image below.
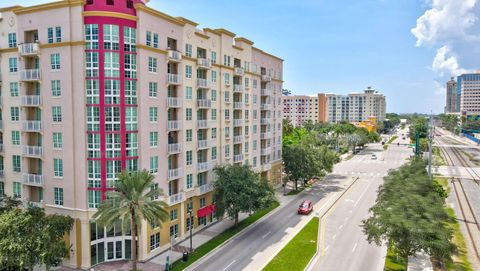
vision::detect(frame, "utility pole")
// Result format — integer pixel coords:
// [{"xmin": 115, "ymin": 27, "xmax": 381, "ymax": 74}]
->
[
  {"xmin": 428, "ymin": 114, "xmax": 433, "ymax": 178},
  {"xmin": 189, "ymin": 201, "xmax": 193, "ymax": 252}
]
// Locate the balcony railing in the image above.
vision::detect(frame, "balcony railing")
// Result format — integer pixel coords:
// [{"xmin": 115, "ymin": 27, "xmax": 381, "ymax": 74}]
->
[
  {"xmin": 197, "ymin": 58, "xmax": 211, "ymax": 69},
  {"xmin": 0, "ymin": 170, "xmax": 4, "ymax": 179},
  {"xmin": 197, "ymin": 120, "xmax": 212, "ymax": 129},
  {"xmin": 197, "ymin": 78, "xmax": 210, "ymax": 89},
  {"xmin": 168, "ymin": 168, "xmax": 183, "ymax": 181},
  {"xmin": 21, "ymin": 95, "xmax": 42, "ymax": 107},
  {"xmin": 197, "ymin": 99, "xmax": 212, "ymax": 109},
  {"xmin": 262, "ymin": 163, "xmax": 272, "ymax": 171},
  {"xmin": 234, "ymin": 154, "xmax": 244, "ymax": 163},
  {"xmin": 20, "ymin": 69, "xmax": 41, "ymax": 81},
  {"xmin": 22, "ymin": 145, "xmax": 43, "ymax": 157},
  {"xmin": 261, "ymin": 75, "xmax": 272, "ymax": 82},
  {"xmin": 261, "ymin": 118, "xmax": 270, "ymax": 125},
  {"xmin": 261, "ymin": 147, "xmax": 272, "ymax": 156},
  {"xmin": 261, "ymin": 88, "xmax": 272, "ymax": 96},
  {"xmin": 0, "ymin": 144, "xmax": 3, "ymax": 153},
  {"xmin": 167, "ymin": 73, "xmax": 182, "ymax": 85},
  {"xmin": 167, "ymin": 97, "xmax": 182, "ymax": 108},
  {"xmin": 261, "ymin": 104, "xmax": 272, "ymax": 110},
  {"xmin": 261, "ymin": 132, "xmax": 272, "ymax": 139},
  {"xmin": 196, "ymin": 183, "xmax": 214, "ymax": 196},
  {"xmin": 233, "ymin": 84, "xmax": 244, "ymax": 92},
  {"xmin": 234, "ymin": 67, "xmax": 244, "ymax": 76},
  {"xmin": 197, "ymin": 162, "xmax": 211, "ymax": 172},
  {"xmin": 19, "ymin": 43, "xmax": 40, "ymax": 56},
  {"xmin": 22, "ymin": 173, "xmax": 44, "ymax": 187},
  {"xmin": 167, "ymin": 120, "xmax": 182, "ymax": 131},
  {"xmin": 22, "ymin": 121, "xmax": 42, "ymax": 132},
  {"xmin": 0, "ymin": 96, "xmax": 3, "ymax": 107},
  {"xmin": 197, "ymin": 140, "xmax": 211, "ymax": 150},
  {"xmin": 168, "ymin": 192, "xmax": 185, "ymax": 206},
  {"xmin": 168, "ymin": 143, "xmax": 182, "ymax": 154},
  {"xmin": 233, "ymin": 135, "xmax": 243, "ymax": 144},
  {"xmin": 233, "ymin": 119, "xmax": 244, "ymax": 127},
  {"xmin": 0, "ymin": 120, "xmax": 3, "ymax": 130},
  {"xmin": 167, "ymin": 49, "xmax": 182, "ymax": 62},
  {"xmin": 233, "ymin": 102, "xmax": 244, "ymax": 109}
]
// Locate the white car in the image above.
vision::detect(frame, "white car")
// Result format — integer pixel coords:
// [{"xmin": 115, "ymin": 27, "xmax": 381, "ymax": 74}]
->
[{"xmin": 371, "ymin": 154, "xmax": 377, "ymax": 160}]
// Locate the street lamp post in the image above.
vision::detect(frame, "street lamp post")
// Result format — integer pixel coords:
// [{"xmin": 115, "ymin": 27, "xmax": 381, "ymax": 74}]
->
[{"xmin": 188, "ymin": 201, "xmax": 193, "ymax": 252}]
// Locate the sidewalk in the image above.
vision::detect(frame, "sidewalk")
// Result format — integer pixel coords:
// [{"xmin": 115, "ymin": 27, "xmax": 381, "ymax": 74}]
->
[{"xmin": 408, "ymin": 253, "xmax": 433, "ymax": 271}]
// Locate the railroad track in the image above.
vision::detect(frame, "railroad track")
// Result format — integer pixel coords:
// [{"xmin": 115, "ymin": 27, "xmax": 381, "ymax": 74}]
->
[{"xmin": 437, "ymin": 141, "xmax": 480, "ymax": 262}]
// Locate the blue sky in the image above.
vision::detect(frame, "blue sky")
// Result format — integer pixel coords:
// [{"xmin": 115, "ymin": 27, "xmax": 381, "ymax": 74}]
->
[{"xmin": 19, "ymin": 0, "xmax": 480, "ymax": 113}]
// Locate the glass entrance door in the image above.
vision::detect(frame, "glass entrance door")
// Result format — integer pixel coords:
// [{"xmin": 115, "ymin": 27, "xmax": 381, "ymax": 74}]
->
[{"xmin": 106, "ymin": 240, "xmax": 123, "ymax": 261}]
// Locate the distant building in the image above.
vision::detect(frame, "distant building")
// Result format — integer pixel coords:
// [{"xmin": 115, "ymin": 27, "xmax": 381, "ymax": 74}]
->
[
  {"xmin": 283, "ymin": 87, "xmax": 386, "ymax": 125},
  {"xmin": 459, "ymin": 71, "xmax": 480, "ymax": 117},
  {"xmin": 445, "ymin": 77, "xmax": 459, "ymax": 113}
]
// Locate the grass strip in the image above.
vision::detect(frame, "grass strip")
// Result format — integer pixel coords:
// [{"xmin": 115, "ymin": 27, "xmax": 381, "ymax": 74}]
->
[
  {"xmin": 263, "ymin": 217, "xmax": 319, "ymax": 271},
  {"xmin": 444, "ymin": 207, "xmax": 473, "ymax": 271},
  {"xmin": 384, "ymin": 242, "xmax": 407, "ymax": 271},
  {"xmin": 171, "ymin": 202, "xmax": 280, "ymax": 271}
]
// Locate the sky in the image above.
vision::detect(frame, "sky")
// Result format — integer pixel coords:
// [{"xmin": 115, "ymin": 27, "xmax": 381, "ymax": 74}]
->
[{"xmin": 17, "ymin": 0, "xmax": 480, "ymax": 113}]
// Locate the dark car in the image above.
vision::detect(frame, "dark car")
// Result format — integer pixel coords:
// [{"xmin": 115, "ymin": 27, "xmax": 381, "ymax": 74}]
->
[{"xmin": 298, "ymin": 200, "xmax": 313, "ymax": 215}]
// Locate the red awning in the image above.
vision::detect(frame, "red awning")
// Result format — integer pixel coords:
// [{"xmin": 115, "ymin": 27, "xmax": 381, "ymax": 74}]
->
[{"xmin": 197, "ymin": 204, "xmax": 215, "ymax": 217}]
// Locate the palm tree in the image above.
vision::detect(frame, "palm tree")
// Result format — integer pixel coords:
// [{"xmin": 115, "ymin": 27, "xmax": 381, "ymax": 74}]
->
[{"xmin": 93, "ymin": 170, "xmax": 169, "ymax": 271}]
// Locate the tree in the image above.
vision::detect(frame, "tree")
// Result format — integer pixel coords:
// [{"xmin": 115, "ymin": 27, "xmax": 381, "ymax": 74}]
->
[
  {"xmin": 93, "ymin": 170, "xmax": 169, "ymax": 271},
  {"xmin": 409, "ymin": 117, "xmax": 429, "ymax": 140},
  {"xmin": 282, "ymin": 118, "xmax": 294, "ymax": 136},
  {"xmin": 362, "ymin": 159, "xmax": 456, "ymax": 263},
  {"xmin": 0, "ymin": 196, "xmax": 21, "ymax": 213},
  {"xmin": 213, "ymin": 165, "xmax": 276, "ymax": 226},
  {"xmin": 439, "ymin": 114, "xmax": 459, "ymax": 133},
  {"xmin": 347, "ymin": 133, "xmax": 362, "ymax": 153}
]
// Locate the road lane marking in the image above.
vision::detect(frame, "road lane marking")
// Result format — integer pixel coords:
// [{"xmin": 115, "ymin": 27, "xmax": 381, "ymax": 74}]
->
[
  {"xmin": 353, "ymin": 179, "xmax": 374, "ymax": 208},
  {"xmin": 339, "ymin": 225, "xmax": 343, "ymax": 230},
  {"xmin": 332, "ymin": 234, "xmax": 337, "ymax": 239},
  {"xmin": 222, "ymin": 260, "xmax": 236, "ymax": 271},
  {"xmin": 325, "ymin": 246, "xmax": 329, "ymax": 252},
  {"xmin": 262, "ymin": 231, "xmax": 271, "ymax": 239},
  {"xmin": 352, "ymin": 242, "xmax": 358, "ymax": 252}
]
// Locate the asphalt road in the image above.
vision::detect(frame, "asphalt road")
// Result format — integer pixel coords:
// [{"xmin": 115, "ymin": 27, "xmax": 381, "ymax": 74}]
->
[{"xmin": 187, "ymin": 129, "xmax": 411, "ymax": 271}]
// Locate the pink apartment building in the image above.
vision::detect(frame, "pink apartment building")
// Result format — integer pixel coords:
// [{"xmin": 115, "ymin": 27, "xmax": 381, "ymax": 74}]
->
[{"xmin": 0, "ymin": 0, "xmax": 283, "ymax": 268}]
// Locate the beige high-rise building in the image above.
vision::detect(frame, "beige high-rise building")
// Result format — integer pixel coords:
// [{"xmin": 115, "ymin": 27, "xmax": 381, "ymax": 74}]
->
[
  {"xmin": 459, "ymin": 71, "xmax": 480, "ymax": 117},
  {"xmin": 0, "ymin": 0, "xmax": 283, "ymax": 268}
]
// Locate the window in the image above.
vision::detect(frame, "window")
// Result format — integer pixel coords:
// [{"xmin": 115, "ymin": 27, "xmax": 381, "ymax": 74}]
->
[
  {"xmin": 13, "ymin": 182, "xmax": 21, "ymax": 198},
  {"xmin": 149, "ymin": 82, "xmax": 157, "ymax": 97},
  {"xmin": 148, "ymin": 57, "xmax": 157, "ymax": 73},
  {"xmin": 8, "ymin": 33, "xmax": 16, "ymax": 48},
  {"xmin": 12, "ymin": 155, "xmax": 21, "ymax": 172},
  {"xmin": 146, "ymin": 31, "xmax": 152, "ymax": 46},
  {"xmin": 10, "ymin": 82, "xmax": 19, "ymax": 97},
  {"xmin": 224, "ymin": 127, "xmax": 230, "ymax": 138},
  {"xmin": 125, "ymin": 81, "xmax": 137, "ymax": 105},
  {"xmin": 150, "ymin": 156, "xmax": 158, "ymax": 173},
  {"xmin": 211, "ymin": 71, "xmax": 217, "ymax": 82},
  {"xmin": 51, "ymin": 53, "xmax": 60, "ymax": 70},
  {"xmin": 224, "ymin": 73, "xmax": 230, "ymax": 85},
  {"xmin": 52, "ymin": 106, "xmax": 62, "ymax": 122},
  {"xmin": 105, "ymin": 107, "xmax": 120, "ymax": 131},
  {"xmin": 47, "ymin": 27, "xmax": 54, "ymax": 43},
  {"xmin": 9, "ymin": 57, "xmax": 17, "ymax": 73},
  {"xmin": 253, "ymin": 140, "xmax": 257, "ymax": 151},
  {"xmin": 54, "ymin": 187, "xmax": 64, "ymax": 205},
  {"xmin": 245, "ymin": 142, "xmax": 249, "ymax": 153},
  {"xmin": 225, "ymin": 145, "xmax": 230, "ymax": 157},
  {"xmin": 153, "ymin": 33, "xmax": 158, "ymax": 48},
  {"xmin": 86, "ymin": 80, "xmax": 99, "ymax": 104},
  {"xmin": 224, "ymin": 109, "xmax": 230, "ymax": 120},
  {"xmin": 170, "ymin": 209, "xmax": 178, "ymax": 221},
  {"xmin": 170, "ymin": 224, "xmax": 179, "ymax": 238},
  {"xmin": 223, "ymin": 55, "xmax": 231, "ymax": 66},
  {"xmin": 200, "ymin": 198, "xmax": 206, "ymax": 208},
  {"xmin": 54, "ymin": 158, "xmax": 63, "ymax": 177},
  {"xmin": 211, "ymin": 109, "xmax": 217, "ymax": 120},
  {"xmin": 225, "ymin": 91, "xmax": 230, "ymax": 103},
  {"xmin": 87, "ymin": 134, "xmax": 100, "ymax": 158},
  {"xmin": 10, "ymin": 107, "xmax": 19, "ymax": 121},
  {"xmin": 185, "ymin": 43, "xmax": 192, "ymax": 57},
  {"xmin": 0, "ymin": 182, "xmax": 4, "ymax": 197},
  {"xmin": 124, "ymin": 54, "xmax": 137, "ymax": 78},
  {"xmin": 253, "ymin": 79, "xmax": 257, "ymax": 89},
  {"xmin": 211, "ymin": 51, "xmax": 217, "ymax": 64},
  {"xmin": 185, "ymin": 86, "xmax": 192, "ymax": 99},
  {"xmin": 212, "ymin": 128, "xmax": 217, "ymax": 139},
  {"xmin": 53, "ymin": 132, "xmax": 63, "ymax": 149},
  {"xmin": 85, "ymin": 52, "xmax": 99, "ymax": 77},
  {"xmin": 212, "ymin": 147, "xmax": 217, "ymax": 160},
  {"xmin": 150, "ymin": 132, "xmax": 158, "ymax": 147},
  {"xmin": 104, "ymin": 52, "xmax": 120, "ymax": 77},
  {"xmin": 85, "ymin": 24, "xmax": 99, "ymax": 50},
  {"xmin": 186, "ymin": 129, "xmax": 193, "ymax": 142},
  {"xmin": 245, "ymin": 78, "xmax": 250, "ymax": 88},
  {"xmin": 55, "ymin": 26, "xmax": 62, "ymax": 42},
  {"xmin": 149, "ymin": 107, "xmax": 158, "ymax": 122},
  {"xmin": 186, "ymin": 151, "xmax": 193, "ymax": 165},
  {"xmin": 185, "ymin": 65, "xmax": 192, "ymax": 78},
  {"xmin": 103, "ymin": 24, "xmax": 119, "ymax": 50},
  {"xmin": 88, "ymin": 190, "xmax": 101, "ymax": 208},
  {"xmin": 11, "ymin": 131, "xmax": 20, "ymax": 145},
  {"xmin": 124, "ymin": 26, "xmax": 136, "ymax": 52},
  {"xmin": 150, "ymin": 232, "xmax": 160, "ymax": 251},
  {"xmin": 186, "ymin": 108, "xmax": 192, "ymax": 121},
  {"xmin": 104, "ymin": 80, "xmax": 120, "ymax": 104},
  {"xmin": 187, "ymin": 174, "xmax": 193, "ymax": 189}
]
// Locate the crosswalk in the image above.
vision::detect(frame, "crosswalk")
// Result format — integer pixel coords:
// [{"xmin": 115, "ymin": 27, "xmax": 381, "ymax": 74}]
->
[
  {"xmin": 344, "ymin": 160, "xmax": 405, "ymax": 165},
  {"xmin": 331, "ymin": 171, "xmax": 389, "ymax": 177}
]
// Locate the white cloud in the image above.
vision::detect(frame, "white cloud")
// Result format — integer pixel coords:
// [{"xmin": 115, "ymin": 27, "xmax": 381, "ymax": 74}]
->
[
  {"xmin": 431, "ymin": 46, "xmax": 469, "ymax": 76},
  {"xmin": 411, "ymin": 0, "xmax": 478, "ymax": 47}
]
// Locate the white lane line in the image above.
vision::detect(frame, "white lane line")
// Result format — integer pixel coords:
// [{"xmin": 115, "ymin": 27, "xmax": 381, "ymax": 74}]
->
[
  {"xmin": 344, "ymin": 217, "xmax": 349, "ymax": 221},
  {"xmin": 222, "ymin": 260, "xmax": 236, "ymax": 271},
  {"xmin": 262, "ymin": 231, "xmax": 272, "ymax": 239},
  {"xmin": 352, "ymin": 242, "xmax": 358, "ymax": 252},
  {"xmin": 353, "ymin": 180, "xmax": 374, "ymax": 208},
  {"xmin": 325, "ymin": 246, "xmax": 330, "ymax": 252},
  {"xmin": 339, "ymin": 225, "xmax": 343, "ymax": 230},
  {"xmin": 332, "ymin": 234, "xmax": 337, "ymax": 239}
]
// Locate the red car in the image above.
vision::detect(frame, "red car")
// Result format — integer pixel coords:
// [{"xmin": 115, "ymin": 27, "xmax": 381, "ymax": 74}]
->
[{"xmin": 298, "ymin": 200, "xmax": 313, "ymax": 215}]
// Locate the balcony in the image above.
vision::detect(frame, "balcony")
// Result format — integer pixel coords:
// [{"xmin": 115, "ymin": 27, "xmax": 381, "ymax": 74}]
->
[
  {"xmin": 197, "ymin": 58, "xmax": 211, "ymax": 69},
  {"xmin": 22, "ymin": 145, "xmax": 43, "ymax": 158},
  {"xmin": 233, "ymin": 119, "xmax": 244, "ymax": 127},
  {"xmin": 261, "ymin": 104, "xmax": 272, "ymax": 110},
  {"xmin": 233, "ymin": 135, "xmax": 243, "ymax": 144},
  {"xmin": 234, "ymin": 67, "xmax": 244, "ymax": 76},
  {"xmin": 21, "ymin": 95, "xmax": 42, "ymax": 107},
  {"xmin": 197, "ymin": 162, "xmax": 212, "ymax": 172},
  {"xmin": 196, "ymin": 183, "xmax": 214, "ymax": 196},
  {"xmin": 234, "ymin": 154, "xmax": 244, "ymax": 163},
  {"xmin": 20, "ymin": 69, "xmax": 41, "ymax": 82},
  {"xmin": 261, "ymin": 147, "xmax": 272, "ymax": 156},
  {"xmin": 168, "ymin": 192, "xmax": 185, "ymax": 206},
  {"xmin": 18, "ymin": 43, "xmax": 40, "ymax": 56},
  {"xmin": 22, "ymin": 121, "xmax": 42, "ymax": 132},
  {"xmin": 261, "ymin": 88, "xmax": 272, "ymax": 96},
  {"xmin": 167, "ymin": 143, "xmax": 182, "ymax": 154},
  {"xmin": 167, "ymin": 120, "xmax": 182, "ymax": 131},
  {"xmin": 0, "ymin": 170, "xmax": 4, "ymax": 179},
  {"xmin": 197, "ymin": 99, "xmax": 212, "ymax": 109},
  {"xmin": 197, "ymin": 78, "xmax": 211, "ymax": 89},
  {"xmin": 22, "ymin": 173, "xmax": 44, "ymax": 187},
  {"xmin": 261, "ymin": 118, "xmax": 270, "ymax": 125},
  {"xmin": 167, "ymin": 49, "xmax": 182, "ymax": 62},
  {"xmin": 261, "ymin": 163, "xmax": 272, "ymax": 171},
  {"xmin": 168, "ymin": 168, "xmax": 183, "ymax": 181},
  {"xmin": 167, "ymin": 97, "xmax": 182, "ymax": 108},
  {"xmin": 261, "ymin": 132, "xmax": 272, "ymax": 140},
  {"xmin": 167, "ymin": 73, "xmax": 182, "ymax": 85},
  {"xmin": 197, "ymin": 120, "xmax": 212, "ymax": 129},
  {"xmin": 233, "ymin": 84, "xmax": 243, "ymax": 93},
  {"xmin": 0, "ymin": 144, "xmax": 3, "ymax": 153},
  {"xmin": 233, "ymin": 102, "xmax": 244, "ymax": 109},
  {"xmin": 0, "ymin": 120, "xmax": 3, "ymax": 130},
  {"xmin": 261, "ymin": 75, "xmax": 272, "ymax": 82},
  {"xmin": 197, "ymin": 140, "xmax": 211, "ymax": 150},
  {"xmin": 0, "ymin": 96, "xmax": 3, "ymax": 107}
]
